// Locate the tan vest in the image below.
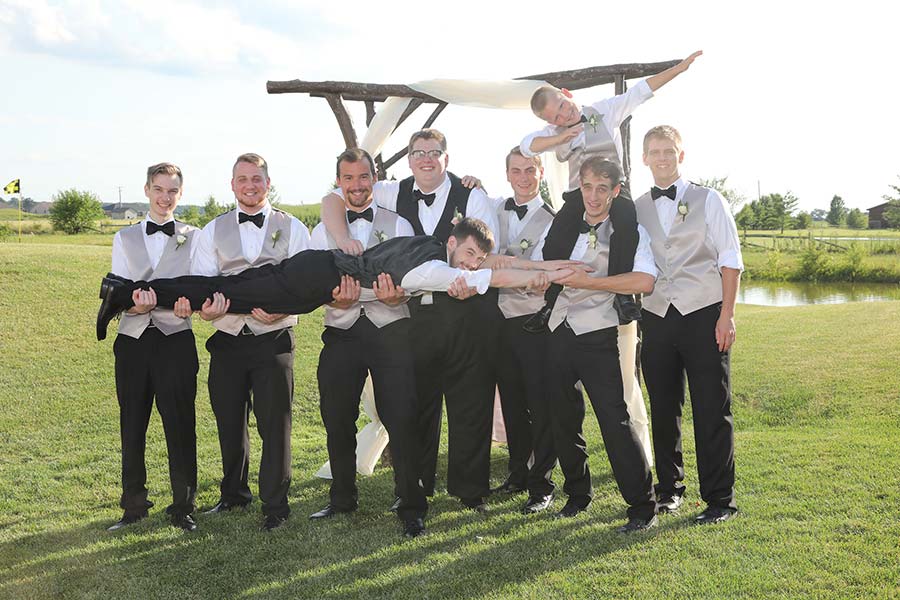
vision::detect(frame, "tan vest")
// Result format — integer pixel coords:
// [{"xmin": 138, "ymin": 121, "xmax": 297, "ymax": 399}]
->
[
  {"xmin": 548, "ymin": 219, "xmax": 619, "ymax": 335},
  {"xmin": 322, "ymin": 208, "xmax": 410, "ymax": 329},
  {"xmin": 211, "ymin": 208, "xmax": 299, "ymax": 335},
  {"xmin": 116, "ymin": 221, "xmax": 198, "ymax": 339},
  {"xmin": 496, "ymin": 201, "xmax": 555, "ymax": 319},
  {"xmin": 554, "ymin": 106, "xmax": 620, "ymax": 191},
  {"xmin": 635, "ymin": 184, "xmax": 723, "ymax": 317}
]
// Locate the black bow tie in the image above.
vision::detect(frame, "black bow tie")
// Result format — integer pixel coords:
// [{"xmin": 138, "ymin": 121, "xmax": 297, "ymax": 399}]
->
[
  {"xmin": 579, "ymin": 221, "xmax": 601, "ymax": 235},
  {"xmin": 347, "ymin": 208, "xmax": 373, "ymax": 224},
  {"xmin": 146, "ymin": 220, "xmax": 174, "ymax": 236},
  {"xmin": 651, "ymin": 185, "xmax": 677, "ymax": 201},
  {"xmin": 238, "ymin": 211, "xmax": 265, "ymax": 228},
  {"xmin": 568, "ymin": 114, "xmax": 588, "ymax": 128},
  {"xmin": 504, "ymin": 198, "xmax": 528, "ymax": 220},
  {"xmin": 413, "ymin": 189, "xmax": 437, "ymax": 207}
]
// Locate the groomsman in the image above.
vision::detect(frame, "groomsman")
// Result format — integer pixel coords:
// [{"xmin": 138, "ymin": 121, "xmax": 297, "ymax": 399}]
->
[
  {"xmin": 319, "ymin": 130, "xmax": 500, "ymax": 511},
  {"xmin": 192, "ymin": 153, "xmax": 310, "ymax": 531},
  {"xmin": 519, "ymin": 51, "xmax": 703, "ymax": 330},
  {"xmin": 107, "ymin": 162, "xmax": 199, "ymax": 532},
  {"xmin": 536, "ymin": 157, "xmax": 658, "ymax": 532},
  {"xmin": 307, "ymin": 148, "xmax": 428, "ymax": 537},
  {"xmin": 635, "ymin": 125, "xmax": 742, "ymax": 524}
]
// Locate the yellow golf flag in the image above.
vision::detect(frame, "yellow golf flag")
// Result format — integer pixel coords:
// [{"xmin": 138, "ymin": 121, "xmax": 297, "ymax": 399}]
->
[{"xmin": 3, "ymin": 179, "xmax": 19, "ymax": 194}]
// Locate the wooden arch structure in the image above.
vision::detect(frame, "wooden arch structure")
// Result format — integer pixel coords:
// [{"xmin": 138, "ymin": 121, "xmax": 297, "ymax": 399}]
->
[{"xmin": 267, "ymin": 59, "xmax": 680, "ymax": 181}]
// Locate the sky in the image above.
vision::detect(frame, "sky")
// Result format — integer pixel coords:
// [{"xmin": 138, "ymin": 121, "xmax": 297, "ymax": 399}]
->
[{"xmin": 2, "ymin": 0, "xmax": 898, "ymax": 213}]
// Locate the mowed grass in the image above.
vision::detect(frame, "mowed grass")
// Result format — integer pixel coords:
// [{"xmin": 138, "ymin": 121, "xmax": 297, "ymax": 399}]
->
[{"xmin": 1, "ymin": 242, "xmax": 899, "ymax": 600}]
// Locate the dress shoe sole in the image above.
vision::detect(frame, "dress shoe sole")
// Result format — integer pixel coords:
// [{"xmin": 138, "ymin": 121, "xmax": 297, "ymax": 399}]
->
[
  {"xmin": 695, "ymin": 510, "xmax": 737, "ymax": 525},
  {"xmin": 203, "ymin": 503, "xmax": 250, "ymax": 515}
]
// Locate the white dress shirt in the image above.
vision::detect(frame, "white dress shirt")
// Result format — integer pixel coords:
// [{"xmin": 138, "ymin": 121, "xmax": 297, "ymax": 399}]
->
[
  {"xmin": 399, "ymin": 261, "xmax": 493, "ymax": 296},
  {"xmin": 520, "ymin": 79, "xmax": 654, "ymax": 167},
  {"xmin": 309, "ymin": 202, "xmax": 415, "ymax": 251},
  {"xmin": 111, "ymin": 217, "xmax": 198, "ymax": 278},
  {"xmin": 648, "ymin": 177, "xmax": 744, "ymax": 272},
  {"xmin": 191, "ymin": 203, "xmax": 311, "ymax": 276},
  {"xmin": 491, "ymin": 193, "xmax": 547, "ymax": 242}
]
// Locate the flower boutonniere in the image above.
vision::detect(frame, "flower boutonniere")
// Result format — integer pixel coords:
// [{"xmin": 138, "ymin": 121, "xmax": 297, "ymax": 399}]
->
[
  {"xmin": 375, "ymin": 229, "xmax": 388, "ymax": 243},
  {"xmin": 587, "ymin": 228, "xmax": 598, "ymax": 250},
  {"xmin": 677, "ymin": 201, "xmax": 689, "ymax": 223},
  {"xmin": 519, "ymin": 238, "xmax": 533, "ymax": 255},
  {"xmin": 587, "ymin": 113, "xmax": 600, "ymax": 133},
  {"xmin": 451, "ymin": 207, "xmax": 464, "ymax": 226},
  {"xmin": 271, "ymin": 229, "xmax": 282, "ymax": 248},
  {"xmin": 175, "ymin": 234, "xmax": 187, "ymax": 250}
]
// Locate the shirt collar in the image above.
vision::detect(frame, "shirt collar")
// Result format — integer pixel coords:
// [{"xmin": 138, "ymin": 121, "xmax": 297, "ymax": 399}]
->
[
  {"xmin": 144, "ymin": 215, "xmax": 175, "ymax": 226},
  {"xmin": 347, "ymin": 201, "xmax": 377, "ymax": 220},
  {"xmin": 237, "ymin": 202, "xmax": 271, "ymax": 222}
]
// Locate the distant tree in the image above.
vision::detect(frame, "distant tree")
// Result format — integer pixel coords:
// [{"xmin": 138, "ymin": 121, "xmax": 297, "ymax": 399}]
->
[
  {"xmin": 179, "ymin": 205, "xmax": 202, "ymax": 227},
  {"xmin": 49, "ymin": 189, "xmax": 105, "ymax": 234},
  {"xmin": 795, "ymin": 211, "xmax": 812, "ymax": 230},
  {"xmin": 774, "ymin": 191, "xmax": 799, "ymax": 233},
  {"xmin": 199, "ymin": 194, "xmax": 227, "ymax": 227},
  {"xmin": 846, "ymin": 208, "xmax": 867, "ymax": 229},
  {"xmin": 698, "ymin": 176, "xmax": 746, "ymax": 214},
  {"xmin": 882, "ymin": 175, "xmax": 900, "ymax": 203},
  {"xmin": 883, "ymin": 200, "xmax": 900, "ymax": 230},
  {"xmin": 539, "ymin": 179, "xmax": 552, "ymax": 205},
  {"xmin": 735, "ymin": 204, "xmax": 756, "ymax": 232},
  {"xmin": 826, "ymin": 195, "xmax": 847, "ymax": 227},
  {"xmin": 810, "ymin": 208, "xmax": 828, "ymax": 222},
  {"xmin": 20, "ymin": 197, "xmax": 35, "ymax": 212},
  {"xmin": 267, "ymin": 184, "xmax": 282, "ymax": 207}
]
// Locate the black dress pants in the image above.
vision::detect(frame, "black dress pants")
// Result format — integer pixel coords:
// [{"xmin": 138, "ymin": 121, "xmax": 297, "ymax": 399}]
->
[
  {"xmin": 317, "ymin": 317, "xmax": 427, "ymax": 520},
  {"xmin": 547, "ymin": 324, "xmax": 655, "ymax": 520},
  {"xmin": 206, "ymin": 327, "xmax": 294, "ymax": 518},
  {"xmin": 113, "ymin": 328, "xmax": 198, "ymax": 518},
  {"xmin": 641, "ymin": 303, "xmax": 736, "ymax": 510},
  {"xmin": 495, "ymin": 314, "xmax": 558, "ymax": 497}
]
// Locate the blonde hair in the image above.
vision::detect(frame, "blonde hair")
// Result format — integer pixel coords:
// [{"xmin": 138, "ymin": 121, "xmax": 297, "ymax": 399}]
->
[
  {"xmin": 146, "ymin": 162, "xmax": 182, "ymax": 187},
  {"xmin": 408, "ymin": 129, "xmax": 447, "ymax": 153},
  {"xmin": 530, "ymin": 86, "xmax": 560, "ymax": 116},
  {"xmin": 505, "ymin": 146, "xmax": 542, "ymax": 171},
  {"xmin": 233, "ymin": 153, "xmax": 269, "ymax": 179},
  {"xmin": 642, "ymin": 125, "xmax": 683, "ymax": 154}
]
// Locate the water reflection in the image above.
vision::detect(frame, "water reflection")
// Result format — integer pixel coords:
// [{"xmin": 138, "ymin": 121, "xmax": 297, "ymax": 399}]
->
[{"xmin": 738, "ymin": 281, "xmax": 900, "ymax": 306}]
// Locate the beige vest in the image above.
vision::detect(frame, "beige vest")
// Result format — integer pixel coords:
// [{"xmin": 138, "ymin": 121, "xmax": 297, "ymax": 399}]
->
[
  {"xmin": 548, "ymin": 219, "xmax": 619, "ymax": 334},
  {"xmin": 211, "ymin": 208, "xmax": 299, "ymax": 335},
  {"xmin": 117, "ymin": 221, "xmax": 198, "ymax": 339},
  {"xmin": 323, "ymin": 208, "xmax": 410, "ymax": 329},
  {"xmin": 635, "ymin": 184, "xmax": 723, "ymax": 317},
  {"xmin": 554, "ymin": 106, "xmax": 620, "ymax": 190},
  {"xmin": 496, "ymin": 201, "xmax": 555, "ymax": 319}
]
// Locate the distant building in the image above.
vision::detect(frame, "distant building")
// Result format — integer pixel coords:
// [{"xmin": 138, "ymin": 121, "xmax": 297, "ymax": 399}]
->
[
  {"xmin": 868, "ymin": 202, "xmax": 889, "ymax": 229},
  {"xmin": 30, "ymin": 202, "xmax": 53, "ymax": 215},
  {"xmin": 102, "ymin": 203, "xmax": 142, "ymax": 220}
]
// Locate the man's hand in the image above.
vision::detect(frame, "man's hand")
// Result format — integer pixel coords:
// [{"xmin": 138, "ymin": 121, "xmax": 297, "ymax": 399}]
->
[
  {"xmin": 173, "ymin": 296, "xmax": 192, "ymax": 319},
  {"xmin": 129, "ymin": 288, "xmax": 157, "ymax": 314},
  {"xmin": 555, "ymin": 268, "xmax": 593, "ymax": 288},
  {"xmin": 678, "ymin": 50, "xmax": 703, "ymax": 73},
  {"xmin": 200, "ymin": 292, "xmax": 230, "ymax": 321},
  {"xmin": 447, "ymin": 276, "xmax": 478, "ymax": 300},
  {"xmin": 373, "ymin": 272, "xmax": 407, "ymax": 306},
  {"xmin": 559, "ymin": 125, "xmax": 583, "ymax": 142},
  {"xmin": 715, "ymin": 311, "xmax": 736, "ymax": 352},
  {"xmin": 250, "ymin": 308, "xmax": 288, "ymax": 324},
  {"xmin": 460, "ymin": 175, "xmax": 484, "ymax": 191},
  {"xmin": 330, "ymin": 275, "xmax": 361, "ymax": 309},
  {"xmin": 337, "ymin": 238, "xmax": 365, "ymax": 256},
  {"xmin": 535, "ymin": 259, "xmax": 590, "ymax": 272},
  {"xmin": 526, "ymin": 272, "xmax": 551, "ymax": 292}
]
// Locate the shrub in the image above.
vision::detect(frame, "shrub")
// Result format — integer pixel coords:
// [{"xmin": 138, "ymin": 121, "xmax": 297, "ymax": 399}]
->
[{"xmin": 49, "ymin": 189, "xmax": 105, "ymax": 234}]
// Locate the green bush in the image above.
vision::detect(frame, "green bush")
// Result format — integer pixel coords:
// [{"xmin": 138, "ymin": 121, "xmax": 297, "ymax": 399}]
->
[
  {"xmin": 798, "ymin": 243, "xmax": 834, "ymax": 281},
  {"xmin": 49, "ymin": 189, "xmax": 105, "ymax": 234}
]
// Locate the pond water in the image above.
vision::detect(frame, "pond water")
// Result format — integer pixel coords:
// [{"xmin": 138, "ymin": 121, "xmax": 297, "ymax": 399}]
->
[{"xmin": 738, "ymin": 281, "xmax": 900, "ymax": 306}]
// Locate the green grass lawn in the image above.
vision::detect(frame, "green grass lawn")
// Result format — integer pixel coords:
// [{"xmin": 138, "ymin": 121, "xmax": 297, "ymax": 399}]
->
[{"xmin": 1, "ymin": 242, "xmax": 899, "ymax": 599}]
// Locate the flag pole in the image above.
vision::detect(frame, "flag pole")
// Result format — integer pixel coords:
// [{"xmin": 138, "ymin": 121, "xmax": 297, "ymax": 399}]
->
[{"xmin": 18, "ymin": 190, "xmax": 22, "ymax": 243}]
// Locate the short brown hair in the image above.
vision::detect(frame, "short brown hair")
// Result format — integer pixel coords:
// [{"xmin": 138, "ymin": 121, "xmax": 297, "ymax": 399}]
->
[
  {"xmin": 530, "ymin": 85, "xmax": 560, "ymax": 116},
  {"xmin": 408, "ymin": 128, "xmax": 447, "ymax": 153},
  {"xmin": 505, "ymin": 146, "xmax": 542, "ymax": 171},
  {"xmin": 233, "ymin": 153, "xmax": 269, "ymax": 179},
  {"xmin": 642, "ymin": 125, "xmax": 683, "ymax": 154},
  {"xmin": 335, "ymin": 148, "xmax": 377, "ymax": 179},
  {"xmin": 450, "ymin": 217, "xmax": 494, "ymax": 254},
  {"xmin": 146, "ymin": 162, "xmax": 182, "ymax": 187},
  {"xmin": 579, "ymin": 157, "xmax": 623, "ymax": 186}
]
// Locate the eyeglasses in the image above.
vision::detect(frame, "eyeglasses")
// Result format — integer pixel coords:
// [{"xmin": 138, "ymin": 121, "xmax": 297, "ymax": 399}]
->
[{"xmin": 409, "ymin": 149, "xmax": 445, "ymax": 160}]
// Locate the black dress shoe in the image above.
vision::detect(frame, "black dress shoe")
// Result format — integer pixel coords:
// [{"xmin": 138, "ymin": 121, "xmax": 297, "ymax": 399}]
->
[
  {"xmin": 202, "ymin": 500, "xmax": 249, "ymax": 514},
  {"xmin": 460, "ymin": 497, "xmax": 488, "ymax": 514},
  {"xmin": 171, "ymin": 513, "xmax": 197, "ymax": 532},
  {"xmin": 695, "ymin": 506, "xmax": 737, "ymax": 525},
  {"xmin": 617, "ymin": 514, "xmax": 658, "ymax": 533},
  {"xmin": 97, "ymin": 276, "xmax": 127, "ymax": 341},
  {"xmin": 522, "ymin": 494, "xmax": 554, "ymax": 515},
  {"xmin": 556, "ymin": 498, "xmax": 589, "ymax": 518},
  {"xmin": 403, "ymin": 517, "xmax": 426, "ymax": 538},
  {"xmin": 522, "ymin": 305, "xmax": 553, "ymax": 333},
  {"xmin": 490, "ymin": 479, "xmax": 527, "ymax": 496},
  {"xmin": 308, "ymin": 504, "xmax": 355, "ymax": 520},
  {"xmin": 388, "ymin": 496, "xmax": 402, "ymax": 512},
  {"xmin": 107, "ymin": 511, "xmax": 148, "ymax": 531},
  {"xmin": 657, "ymin": 493, "xmax": 684, "ymax": 514},
  {"xmin": 613, "ymin": 294, "xmax": 642, "ymax": 325},
  {"xmin": 262, "ymin": 515, "xmax": 288, "ymax": 531}
]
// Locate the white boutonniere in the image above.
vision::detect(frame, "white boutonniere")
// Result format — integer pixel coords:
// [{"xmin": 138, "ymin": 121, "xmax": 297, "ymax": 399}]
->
[
  {"xmin": 587, "ymin": 113, "xmax": 599, "ymax": 133},
  {"xmin": 587, "ymin": 228, "xmax": 598, "ymax": 250},
  {"xmin": 271, "ymin": 229, "xmax": 282, "ymax": 248},
  {"xmin": 677, "ymin": 201, "xmax": 689, "ymax": 223},
  {"xmin": 519, "ymin": 238, "xmax": 533, "ymax": 255},
  {"xmin": 175, "ymin": 234, "xmax": 187, "ymax": 250},
  {"xmin": 375, "ymin": 229, "xmax": 388, "ymax": 243},
  {"xmin": 451, "ymin": 207, "xmax": 464, "ymax": 226}
]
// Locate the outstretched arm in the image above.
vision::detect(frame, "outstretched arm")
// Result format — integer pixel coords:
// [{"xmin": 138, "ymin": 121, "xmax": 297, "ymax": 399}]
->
[
  {"xmin": 489, "ymin": 267, "xmax": 572, "ymax": 289},
  {"xmin": 646, "ymin": 50, "xmax": 702, "ymax": 92},
  {"xmin": 320, "ymin": 192, "xmax": 363, "ymax": 255}
]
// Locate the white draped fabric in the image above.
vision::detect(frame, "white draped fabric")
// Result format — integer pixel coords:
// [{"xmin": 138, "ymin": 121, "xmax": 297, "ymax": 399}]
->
[{"xmin": 317, "ymin": 78, "xmax": 650, "ymax": 479}]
